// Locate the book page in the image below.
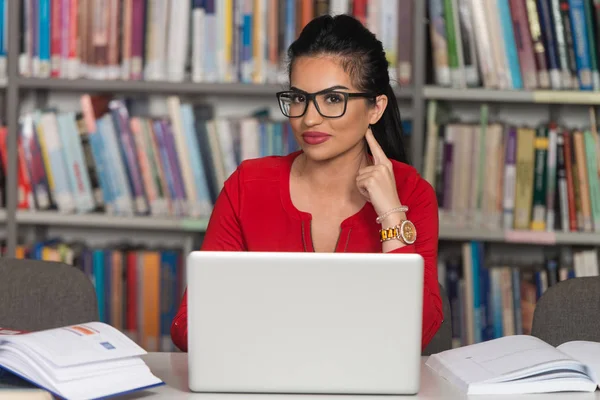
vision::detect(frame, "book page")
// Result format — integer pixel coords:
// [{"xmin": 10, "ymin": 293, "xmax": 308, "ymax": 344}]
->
[
  {"xmin": 0, "ymin": 322, "xmax": 145, "ymax": 368},
  {"xmin": 426, "ymin": 335, "xmax": 585, "ymax": 388},
  {"xmin": 557, "ymin": 341, "xmax": 600, "ymax": 386}
]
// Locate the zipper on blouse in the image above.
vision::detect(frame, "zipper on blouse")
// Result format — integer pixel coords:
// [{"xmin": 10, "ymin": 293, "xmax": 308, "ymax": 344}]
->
[
  {"xmin": 302, "ymin": 220, "xmax": 308, "ymax": 252},
  {"xmin": 343, "ymin": 228, "xmax": 352, "ymax": 252},
  {"xmin": 303, "ymin": 220, "xmax": 347, "ymax": 253}
]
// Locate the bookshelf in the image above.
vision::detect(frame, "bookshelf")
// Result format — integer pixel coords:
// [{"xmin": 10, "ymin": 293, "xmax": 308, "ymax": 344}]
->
[
  {"xmin": 0, "ymin": 0, "xmax": 596, "ymax": 354},
  {"xmin": 1, "ymin": 0, "xmax": 599, "ymax": 260},
  {"xmin": 0, "ymin": 1, "xmax": 415, "ymax": 258}
]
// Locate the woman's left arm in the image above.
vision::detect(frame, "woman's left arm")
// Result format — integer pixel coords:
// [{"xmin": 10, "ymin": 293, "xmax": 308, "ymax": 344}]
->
[
  {"xmin": 382, "ymin": 180, "xmax": 443, "ymax": 351},
  {"xmin": 357, "ymin": 130, "xmax": 443, "ymax": 350}
]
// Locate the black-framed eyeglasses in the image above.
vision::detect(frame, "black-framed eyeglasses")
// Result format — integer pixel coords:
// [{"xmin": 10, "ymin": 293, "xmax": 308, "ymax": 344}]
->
[{"xmin": 276, "ymin": 88, "xmax": 376, "ymax": 118}]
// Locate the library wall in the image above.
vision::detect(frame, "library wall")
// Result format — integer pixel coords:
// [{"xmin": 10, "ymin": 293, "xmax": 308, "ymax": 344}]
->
[{"xmin": 0, "ymin": 0, "xmax": 598, "ymax": 353}]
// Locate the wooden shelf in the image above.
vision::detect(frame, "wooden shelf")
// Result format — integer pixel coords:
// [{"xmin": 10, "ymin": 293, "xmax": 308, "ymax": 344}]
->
[
  {"xmin": 6, "ymin": 210, "xmax": 209, "ymax": 232},
  {"xmin": 16, "ymin": 77, "xmax": 286, "ymax": 96},
  {"xmin": 424, "ymin": 86, "xmax": 600, "ymax": 105},
  {"xmin": 439, "ymin": 224, "xmax": 600, "ymax": 246},
  {"xmin": 1, "ymin": 211, "xmax": 597, "ymax": 245},
  {"xmin": 16, "ymin": 77, "xmax": 414, "ymax": 99}
]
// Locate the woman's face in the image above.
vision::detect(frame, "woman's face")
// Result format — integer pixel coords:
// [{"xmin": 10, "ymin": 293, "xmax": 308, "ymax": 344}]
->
[{"xmin": 287, "ymin": 55, "xmax": 387, "ymax": 162}]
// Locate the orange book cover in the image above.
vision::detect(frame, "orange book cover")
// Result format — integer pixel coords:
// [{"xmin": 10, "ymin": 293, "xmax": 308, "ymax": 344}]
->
[
  {"xmin": 573, "ymin": 131, "xmax": 592, "ymax": 231},
  {"xmin": 562, "ymin": 130, "xmax": 578, "ymax": 231},
  {"xmin": 142, "ymin": 251, "xmax": 161, "ymax": 352}
]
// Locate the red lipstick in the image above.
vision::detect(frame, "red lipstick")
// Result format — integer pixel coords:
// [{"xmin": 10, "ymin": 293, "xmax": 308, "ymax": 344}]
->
[{"xmin": 302, "ymin": 131, "xmax": 331, "ymax": 145}]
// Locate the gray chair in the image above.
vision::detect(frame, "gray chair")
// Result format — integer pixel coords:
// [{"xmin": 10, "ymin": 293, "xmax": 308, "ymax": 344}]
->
[
  {"xmin": 422, "ymin": 283, "xmax": 453, "ymax": 355},
  {"xmin": 0, "ymin": 258, "xmax": 99, "ymax": 332},
  {"xmin": 531, "ymin": 276, "xmax": 600, "ymax": 347}
]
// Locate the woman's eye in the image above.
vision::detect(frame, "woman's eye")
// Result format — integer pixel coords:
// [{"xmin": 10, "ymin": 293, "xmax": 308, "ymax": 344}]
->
[
  {"xmin": 291, "ymin": 94, "xmax": 305, "ymax": 103},
  {"xmin": 325, "ymin": 94, "xmax": 343, "ymax": 103}
]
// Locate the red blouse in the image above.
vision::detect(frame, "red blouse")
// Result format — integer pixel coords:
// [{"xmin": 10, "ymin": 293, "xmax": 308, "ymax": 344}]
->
[{"xmin": 171, "ymin": 151, "xmax": 443, "ymax": 352}]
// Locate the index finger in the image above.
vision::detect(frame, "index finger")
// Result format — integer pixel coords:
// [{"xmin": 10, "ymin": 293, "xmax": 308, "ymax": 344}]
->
[{"xmin": 365, "ymin": 127, "xmax": 388, "ymax": 165}]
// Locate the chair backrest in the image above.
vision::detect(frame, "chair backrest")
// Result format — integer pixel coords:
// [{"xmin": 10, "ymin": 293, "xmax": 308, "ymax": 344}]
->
[
  {"xmin": 0, "ymin": 258, "xmax": 99, "ymax": 332},
  {"xmin": 422, "ymin": 283, "xmax": 452, "ymax": 356},
  {"xmin": 531, "ymin": 276, "xmax": 600, "ymax": 347}
]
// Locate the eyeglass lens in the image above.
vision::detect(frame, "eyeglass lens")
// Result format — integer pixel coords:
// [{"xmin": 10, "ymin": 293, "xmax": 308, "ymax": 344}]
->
[{"xmin": 279, "ymin": 91, "xmax": 346, "ymax": 117}]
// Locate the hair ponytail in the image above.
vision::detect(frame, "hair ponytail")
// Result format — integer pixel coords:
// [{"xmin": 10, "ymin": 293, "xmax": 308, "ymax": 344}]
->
[{"xmin": 370, "ymin": 84, "xmax": 409, "ymax": 164}]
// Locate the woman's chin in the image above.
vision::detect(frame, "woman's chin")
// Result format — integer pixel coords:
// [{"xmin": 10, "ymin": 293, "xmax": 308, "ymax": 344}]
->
[{"xmin": 300, "ymin": 144, "xmax": 337, "ymax": 161}]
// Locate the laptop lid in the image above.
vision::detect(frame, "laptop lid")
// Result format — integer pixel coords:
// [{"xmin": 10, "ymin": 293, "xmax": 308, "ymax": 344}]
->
[{"xmin": 187, "ymin": 251, "xmax": 424, "ymax": 395}]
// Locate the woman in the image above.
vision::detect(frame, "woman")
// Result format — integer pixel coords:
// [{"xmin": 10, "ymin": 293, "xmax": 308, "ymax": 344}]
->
[{"xmin": 171, "ymin": 14, "xmax": 442, "ymax": 352}]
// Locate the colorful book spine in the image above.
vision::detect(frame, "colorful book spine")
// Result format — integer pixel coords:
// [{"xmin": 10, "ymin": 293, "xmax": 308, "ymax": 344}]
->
[
  {"xmin": 569, "ymin": 0, "xmax": 593, "ymax": 90},
  {"xmin": 498, "ymin": 0, "xmax": 523, "ymax": 89},
  {"xmin": 503, "ymin": 127, "xmax": 517, "ymax": 229},
  {"xmin": 537, "ymin": 0, "xmax": 561, "ymax": 89},
  {"xmin": 109, "ymin": 100, "xmax": 149, "ymax": 215}
]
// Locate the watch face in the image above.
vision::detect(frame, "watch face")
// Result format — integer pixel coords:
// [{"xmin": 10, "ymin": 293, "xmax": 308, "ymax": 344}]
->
[{"xmin": 401, "ymin": 220, "xmax": 417, "ymax": 244}]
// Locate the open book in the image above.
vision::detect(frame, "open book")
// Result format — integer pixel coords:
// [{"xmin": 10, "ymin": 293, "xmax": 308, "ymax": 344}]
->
[
  {"xmin": 0, "ymin": 322, "xmax": 164, "ymax": 399},
  {"xmin": 426, "ymin": 335, "xmax": 600, "ymax": 395}
]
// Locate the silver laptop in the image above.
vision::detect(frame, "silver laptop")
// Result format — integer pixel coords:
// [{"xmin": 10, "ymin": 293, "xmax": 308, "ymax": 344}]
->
[{"xmin": 187, "ymin": 251, "xmax": 424, "ymax": 395}]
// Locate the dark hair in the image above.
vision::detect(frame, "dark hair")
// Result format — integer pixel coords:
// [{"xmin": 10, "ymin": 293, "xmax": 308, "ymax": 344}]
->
[{"xmin": 286, "ymin": 14, "xmax": 409, "ymax": 164}]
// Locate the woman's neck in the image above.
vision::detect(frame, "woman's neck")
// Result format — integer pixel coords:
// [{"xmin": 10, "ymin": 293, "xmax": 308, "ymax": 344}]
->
[{"xmin": 295, "ymin": 144, "xmax": 370, "ymax": 196}]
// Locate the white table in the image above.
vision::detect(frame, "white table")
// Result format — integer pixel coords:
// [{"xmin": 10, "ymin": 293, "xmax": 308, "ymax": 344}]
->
[{"xmin": 110, "ymin": 353, "xmax": 600, "ymax": 400}]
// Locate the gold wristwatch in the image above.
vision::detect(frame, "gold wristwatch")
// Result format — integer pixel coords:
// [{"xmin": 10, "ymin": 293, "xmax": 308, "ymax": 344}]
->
[{"xmin": 379, "ymin": 220, "xmax": 417, "ymax": 244}]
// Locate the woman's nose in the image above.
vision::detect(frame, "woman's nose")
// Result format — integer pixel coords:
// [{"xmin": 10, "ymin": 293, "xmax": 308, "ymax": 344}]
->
[{"xmin": 302, "ymin": 99, "xmax": 323, "ymax": 126}]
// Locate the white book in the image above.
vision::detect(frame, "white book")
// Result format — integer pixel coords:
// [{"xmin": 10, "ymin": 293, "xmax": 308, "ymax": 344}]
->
[
  {"xmin": 240, "ymin": 118, "xmax": 260, "ymax": 161},
  {"xmin": 426, "ymin": 335, "xmax": 600, "ymax": 395},
  {"xmin": 329, "ymin": 0, "xmax": 349, "ymax": 16},
  {"xmin": 144, "ymin": 0, "xmax": 169, "ymax": 81},
  {"xmin": 0, "ymin": 322, "xmax": 163, "ymax": 400},
  {"xmin": 167, "ymin": 0, "xmax": 190, "ymax": 82},
  {"xmin": 484, "ymin": 1, "xmax": 511, "ymax": 89},
  {"xmin": 469, "ymin": 0, "xmax": 497, "ymax": 88},
  {"xmin": 366, "ymin": 0, "xmax": 379, "ymax": 38},
  {"xmin": 191, "ymin": 3, "xmax": 205, "ymax": 82}
]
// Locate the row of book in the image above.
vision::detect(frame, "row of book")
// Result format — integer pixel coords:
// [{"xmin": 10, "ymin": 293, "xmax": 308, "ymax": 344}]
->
[
  {"xmin": 0, "ymin": 94, "xmax": 413, "ymax": 218},
  {"xmin": 424, "ymin": 102, "xmax": 600, "ymax": 233},
  {"xmin": 19, "ymin": 0, "xmax": 414, "ymax": 86},
  {"xmin": 438, "ymin": 242, "xmax": 599, "ymax": 348},
  {"xmin": 428, "ymin": 0, "xmax": 600, "ymax": 91},
  {"xmin": 5, "ymin": 239, "xmax": 185, "ymax": 352},
  {"xmin": 0, "ymin": 96, "xmax": 300, "ymax": 217}
]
